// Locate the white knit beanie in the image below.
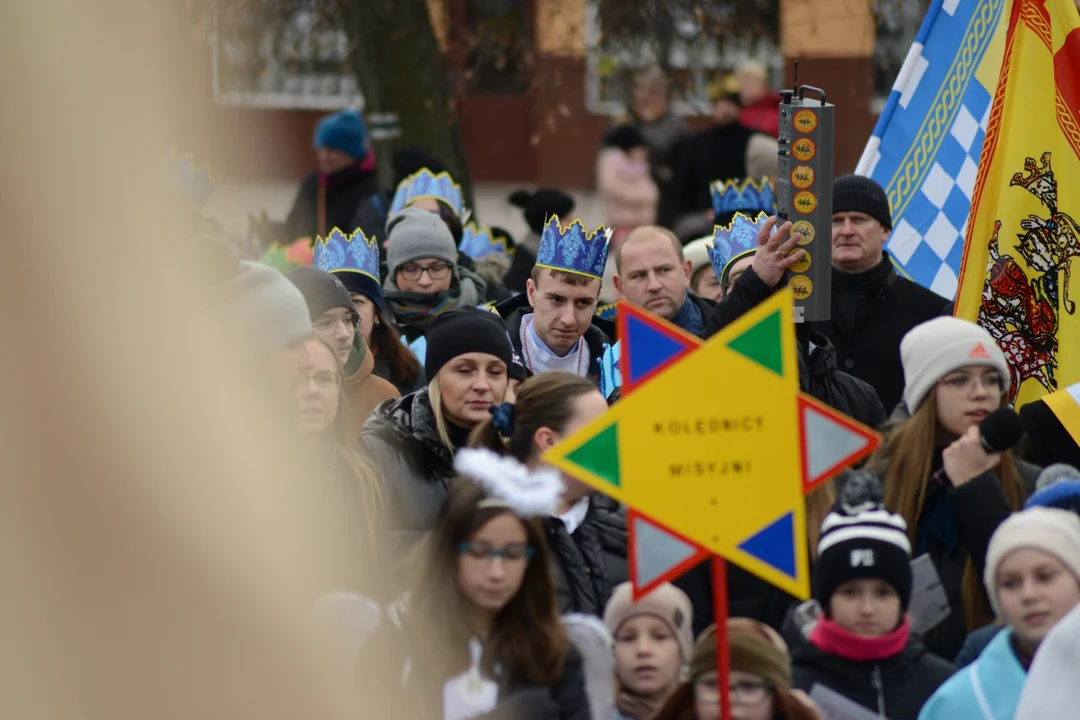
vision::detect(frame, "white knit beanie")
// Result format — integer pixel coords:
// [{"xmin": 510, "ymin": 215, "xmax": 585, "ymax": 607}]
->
[
  {"xmin": 984, "ymin": 507, "xmax": 1080, "ymax": 618},
  {"xmin": 900, "ymin": 316, "xmax": 1011, "ymax": 412}
]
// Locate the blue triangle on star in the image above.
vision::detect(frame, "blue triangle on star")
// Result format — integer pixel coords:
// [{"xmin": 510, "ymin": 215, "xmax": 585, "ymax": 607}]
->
[
  {"xmin": 737, "ymin": 512, "xmax": 797, "ymax": 579},
  {"xmin": 624, "ymin": 311, "xmax": 695, "ymax": 387}
]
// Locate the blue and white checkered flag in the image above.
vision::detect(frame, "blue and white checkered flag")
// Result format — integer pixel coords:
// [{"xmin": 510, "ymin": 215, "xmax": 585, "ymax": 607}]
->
[{"xmin": 856, "ymin": 0, "xmax": 1007, "ymax": 300}]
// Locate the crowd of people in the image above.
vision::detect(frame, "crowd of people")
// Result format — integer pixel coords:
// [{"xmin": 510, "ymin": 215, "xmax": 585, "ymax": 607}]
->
[{"xmin": 195, "ymin": 64, "xmax": 1080, "ymax": 720}]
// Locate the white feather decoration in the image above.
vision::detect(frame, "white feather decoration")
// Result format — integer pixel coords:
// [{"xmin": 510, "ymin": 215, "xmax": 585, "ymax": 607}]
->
[{"xmin": 454, "ymin": 448, "xmax": 566, "ymax": 518}]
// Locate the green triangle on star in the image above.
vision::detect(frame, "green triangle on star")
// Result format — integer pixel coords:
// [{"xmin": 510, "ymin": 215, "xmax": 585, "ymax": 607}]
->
[
  {"xmin": 565, "ymin": 422, "xmax": 621, "ymax": 488},
  {"xmin": 726, "ymin": 307, "xmax": 784, "ymax": 377}
]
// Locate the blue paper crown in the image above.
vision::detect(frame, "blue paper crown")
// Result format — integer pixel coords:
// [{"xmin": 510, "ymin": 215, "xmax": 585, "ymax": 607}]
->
[
  {"xmin": 535, "ymin": 215, "xmax": 612, "ymax": 280},
  {"xmin": 458, "ymin": 223, "xmax": 510, "ymax": 260},
  {"xmin": 313, "ymin": 227, "xmax": 380, "ymax": 283},
  {"xmin": 164, "ymin": 151, "xmax": 218, "ymax": 210},
  {"xmin": 707, "ymin": 212, "xmax": 771, "ymax": 284},
  {"xmin": 710, "ymin": 177, "xmax": 776, "ymax": 217},
  {"xmin": 389, "ymin": 168, "xmax": 468, "ymax": 220}
]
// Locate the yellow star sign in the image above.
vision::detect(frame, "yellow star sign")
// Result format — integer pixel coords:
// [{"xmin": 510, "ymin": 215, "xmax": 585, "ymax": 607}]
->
[{"xmin": 543, "ymin": 290, "xmax": 880, "ymax": 599}]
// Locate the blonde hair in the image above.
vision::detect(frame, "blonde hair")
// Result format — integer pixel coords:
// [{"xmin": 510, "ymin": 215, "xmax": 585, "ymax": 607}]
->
[{"xmin": 427, "ymin": 375, "xmax": 455, "ymax": 452}]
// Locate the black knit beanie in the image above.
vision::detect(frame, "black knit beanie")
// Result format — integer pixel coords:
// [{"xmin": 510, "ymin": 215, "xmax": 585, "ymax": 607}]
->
[
  {"xmin": 813, "ymin": 472, "xmax": 913, "ymax": 611},
  {"xmin": 603, "ymin": 124, "xmax": 647, "ymax": 152},
  {"xmin": 287, "ymin": 266, "xmax": 357, "ymax": 320},
  {"xmin": 424, "ymin": 308, "xmax": 515, "ymax": 380},
  {"xmin": 509, "ymin": 189, "xmax": 576, "ymax": 235},
  {"xmin": 832, "ymin": 175, "xmax": 893, "ymax": 230}
]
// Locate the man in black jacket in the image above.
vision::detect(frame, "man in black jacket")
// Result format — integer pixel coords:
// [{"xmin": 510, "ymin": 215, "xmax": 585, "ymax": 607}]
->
[
  {"xmin": 613, "ymin": 225, "xmax": 715, "ymax": 335},
  {"xmin": 816, "ymin": 175, "xmax": 953, "ymax": 412},
  {"xmin": 702, "ymin": 217, "xmax": 887, "ymax": 430}
]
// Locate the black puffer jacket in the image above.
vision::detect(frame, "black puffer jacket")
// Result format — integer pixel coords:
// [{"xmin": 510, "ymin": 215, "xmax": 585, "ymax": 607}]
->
[
  {"xmin": 495, "ymin": 293, "xmax": 612, "ymax": 385},
  {"xmin": 545, "ymin": 495, "xmax": 628, "ymax": 616},
  {"xmin": 703, "ymin": 267, "xmax": 888, "ymax": 430},
  {"xmin": 802, "ymin": 332, "xmax": 888, "ymax": 431},
  {"xmin": 362, "ymin": 389, "xmax": 456, "ymax": 541},
  {"xmin": 789, "ymin": 626, "xmax": 955, "ymax": 720}
]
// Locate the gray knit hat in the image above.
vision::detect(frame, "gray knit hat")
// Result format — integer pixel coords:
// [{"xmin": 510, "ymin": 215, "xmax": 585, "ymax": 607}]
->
[
  {"xmin": 900, "ymin": 316, "xmax": 1011, "ymax": 412},
  {"xmin": 218, "ymin": 261, "xmax": 312, "ymax": 358},
  {"xmin": 385, "ymin": 206, "xmax": 458, "ymax": 281}
]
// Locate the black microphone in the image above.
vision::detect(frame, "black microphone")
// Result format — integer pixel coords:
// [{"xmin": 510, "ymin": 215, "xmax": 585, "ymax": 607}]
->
[{"xmin": 979, "ymin": 407, "xmax": 1026, "ymax": 453}]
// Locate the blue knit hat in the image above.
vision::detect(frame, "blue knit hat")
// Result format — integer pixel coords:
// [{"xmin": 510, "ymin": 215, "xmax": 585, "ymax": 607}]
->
[
  {"xmin": 314, "ymin": 109, "xmax": 369, "ymax": 161},
  {"xmin": 1025, "ymin": 464, "xmax": 1080, "ymax": 516}
]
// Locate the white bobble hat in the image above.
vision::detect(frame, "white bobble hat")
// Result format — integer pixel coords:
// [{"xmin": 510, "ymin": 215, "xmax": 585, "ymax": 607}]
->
[
  {"xmin": 984, "ymin": 507, "xmax": 1080, "ymax": 618},
  {"xmin": 900, "ymin": 316, "xmax": 1010, "ymax": 412}
]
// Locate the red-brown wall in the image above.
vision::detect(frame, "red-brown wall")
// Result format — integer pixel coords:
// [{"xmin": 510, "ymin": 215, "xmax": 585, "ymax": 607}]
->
[{"xmin": 183, "ymin": 50, "xmax": 873, "ymax": 187}]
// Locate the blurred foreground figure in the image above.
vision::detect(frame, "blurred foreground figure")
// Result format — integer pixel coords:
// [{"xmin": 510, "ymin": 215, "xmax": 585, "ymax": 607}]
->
[{"xmin": 1, "ymin": 4, "xmax": 390, "ymax": 720}]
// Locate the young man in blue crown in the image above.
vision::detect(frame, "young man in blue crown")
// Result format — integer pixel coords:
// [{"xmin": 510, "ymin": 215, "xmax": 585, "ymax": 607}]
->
[{"xmin": 494, "ymin": 217, "xmax": 613, "ymax": 384}]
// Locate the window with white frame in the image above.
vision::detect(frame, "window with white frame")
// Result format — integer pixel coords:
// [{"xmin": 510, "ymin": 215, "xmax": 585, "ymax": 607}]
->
[
  {"xmin": 583, "ymin": 0, "xmax": 781, "ymax": 117},
  {"xmin": 212, "ymin": 0, "xmax": 363, "ymax": 110}
]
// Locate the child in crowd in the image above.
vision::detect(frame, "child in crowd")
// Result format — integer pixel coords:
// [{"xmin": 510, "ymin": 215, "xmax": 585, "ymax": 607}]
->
[
  {"xmin": 362, "ymin": 448, "xmax": 589, "ymax": 720},
  {"xmin": 790, "ymin": 474, "xmax": 954, "ymax": 719},
  {"xmin": 654, "ymin": 619, "xmax": 822, "ymax": 720},
  {"xmin": 604, "ymin": 582, "xmax": 694, "ymax": 720},
  {"xmin": 918, "ymin": 507, "xmax": 1080, "ymax": 719}
]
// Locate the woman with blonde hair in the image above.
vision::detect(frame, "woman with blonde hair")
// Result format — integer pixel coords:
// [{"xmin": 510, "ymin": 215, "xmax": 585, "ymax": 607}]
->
[
  {"xmin": 363, "ymin": 308, "xmax": 513, "ymax": 537},
  {"xmin": 867, "ymin": 316, "xmax": 1038, "ymax": 661}
]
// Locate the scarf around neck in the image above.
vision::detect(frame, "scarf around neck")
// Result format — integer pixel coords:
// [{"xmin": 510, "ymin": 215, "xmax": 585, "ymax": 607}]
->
[
  {"xmin": 809, "ymin": 616, "xmax": 910, "ymax": 663},
  {"xmin": 385, "ymin": 289, "xmax": 456, "ymax": 328},
  {"xmin": 615, "ymin": 686, "xmax": 670, "ymax": 720}
]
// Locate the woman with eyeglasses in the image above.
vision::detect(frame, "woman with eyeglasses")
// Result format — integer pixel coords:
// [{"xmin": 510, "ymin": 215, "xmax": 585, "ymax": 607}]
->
[
  {"xmin": 865, "ymin": 316, "xmax": 1039, "ymax": 662},
  {"xmin": 653, "ymin": 620, "xmax": 822, "ymax": 720},
  {"xmin": 382, "ymin": 207, "xmax": 488, "ymax": 344},
  {"xmin": 293, "ymin": 334, "xmax": 388, "ymax": 597},
  {"xmin": 363, "ymin": 308, "xmax": 513, "ymax": 539},
  {"xmin": 288, "ymin": 267, "xmax": 399, "ymax": 441},
  {"xmin": 359, "ymin": 456, "xmax": 589, "ymax": 720}
]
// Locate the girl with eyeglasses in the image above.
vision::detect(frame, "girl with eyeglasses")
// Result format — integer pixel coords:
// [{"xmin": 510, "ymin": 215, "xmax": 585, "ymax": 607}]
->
[
  {"xmin": 287, "ymin": 267, "xmax": 399, "ymax": 442},
  {"xmin": 360, "ymin": 452, "xmax": 589, "ymax": 720},
  {"xmin": 865, "ymin": 316, "xmax": 1039, "ymax": 662},
  {"xmin": 653, "ymin": 620, "xmax": 821, "ymax": 720},
  {"xmin": 382, "ymin": 208, "xmax": 489, "ymax": 344},
  {"xmin": 469, "ymin": 371, "xmax": 627, "ymax": 616},
  {"xmin": 364, "ymin": 309, "xmax": 514, "ymax": 539}
]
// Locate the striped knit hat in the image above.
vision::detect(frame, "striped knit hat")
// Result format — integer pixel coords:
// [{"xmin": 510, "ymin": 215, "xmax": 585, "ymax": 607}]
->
[{"xmin": 814, "ymin": 472, "xmax": 913, "ymax": 610}]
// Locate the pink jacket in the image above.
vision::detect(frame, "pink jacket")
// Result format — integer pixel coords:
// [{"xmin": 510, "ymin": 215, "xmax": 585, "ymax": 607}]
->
[{"xmin": 595, "ymin": 148, "xmax": 659, "ymax": 230}]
